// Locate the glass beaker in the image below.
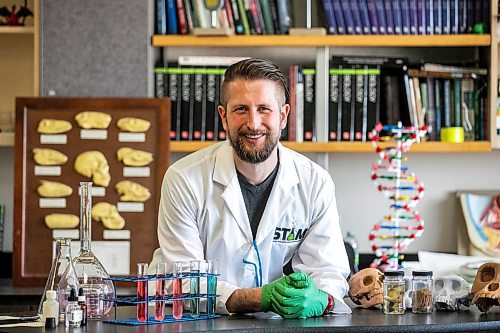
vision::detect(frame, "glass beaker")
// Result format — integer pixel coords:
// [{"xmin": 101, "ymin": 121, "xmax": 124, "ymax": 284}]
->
[
  {"xmin": 73, "ymin": 182, "xmax": 115, "ymax": 319},
  {"xmin": 44, "ymin": 238, "xmax": 78, "ymax": 322}
]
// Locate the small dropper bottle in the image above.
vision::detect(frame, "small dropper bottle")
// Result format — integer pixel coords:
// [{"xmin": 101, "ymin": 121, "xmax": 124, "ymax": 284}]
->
[
  {"xmin": 65, "ymin": 288, "xmax": 82, "ymax": 328},
  {"xmin": 77, "ymin": 287, "xmax": 87, "ymax": 326}
]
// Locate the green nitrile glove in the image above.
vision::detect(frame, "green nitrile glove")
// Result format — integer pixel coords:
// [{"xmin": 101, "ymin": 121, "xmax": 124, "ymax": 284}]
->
[
  {"xmin": 270, "ymin": 275, "xmax": 328, "ymax": 318},
  {"xmin": 261, "ymin": 276, "xmax": 290, "ymax": 312}
]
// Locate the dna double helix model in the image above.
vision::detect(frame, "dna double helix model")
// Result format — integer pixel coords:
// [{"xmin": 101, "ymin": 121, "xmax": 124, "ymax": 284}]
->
[{"xmin": 369, "ymin": 122, "xmax": 427, "ymax": 270}]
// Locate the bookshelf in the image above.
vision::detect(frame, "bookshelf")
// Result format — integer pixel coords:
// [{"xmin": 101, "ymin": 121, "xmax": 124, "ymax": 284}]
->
[
  {"xmin": 491, "ymin": 0, "xmax": 500, "ymax": 149},
  {"xmin": 0, "ymin": 0, "xmax": 39, "ymax": 139},
  {"xmin": 154, "ymin": 33, "xmax": 495, "ymax": 156}
]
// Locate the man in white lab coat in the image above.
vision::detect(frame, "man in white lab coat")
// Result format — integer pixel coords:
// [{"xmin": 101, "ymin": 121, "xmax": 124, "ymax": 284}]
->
[{"xmin": 151, "ymin": 58, "xmax": 351, "ymax": 318}]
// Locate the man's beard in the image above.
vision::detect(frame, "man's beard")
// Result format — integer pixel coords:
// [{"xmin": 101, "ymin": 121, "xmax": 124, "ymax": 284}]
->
[{"xmin": 227, "ymin": 128, "xmax": 280, "ymax": 164}]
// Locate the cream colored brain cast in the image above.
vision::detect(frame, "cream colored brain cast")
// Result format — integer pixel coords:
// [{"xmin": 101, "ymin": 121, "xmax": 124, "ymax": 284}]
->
[
  {"xmin": 74, "ymin": 151, "xmax": 111, "ymax": 187},
  {"xmin": 37, "ymin": 180, "xmax": 73, "ymax": 197},
  {"xmin": 117, "ymin": 147, "xmax": 153, "ymax": 166},
  {"xmin": 92, "ymin": 202, "xmax": 125, "ymax": 229},
  {"xmin": 75, "ymin": 111, "xmax": 112, "ymax": 129},
  {"xmin": 45, "ymin": 213, "xmax": 79, "ymax": 229},
  {"xmin": 37, "ymin": 119, "xmax": 72, "ymax": 134},
  {"xmin": 117, "ymin": 117, "xmax": 151, "ymax": 132},
  {"xmin": 33, "ymin": 148, "xmax": 68, "ymax": 165},
  {"xmin": 115, "ymin": 180, "xmax": 151, "ymax": 202}
]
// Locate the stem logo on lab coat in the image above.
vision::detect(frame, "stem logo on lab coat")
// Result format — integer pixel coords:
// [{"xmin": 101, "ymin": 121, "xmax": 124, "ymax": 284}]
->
[{"xmin": 273, "ymin": 227, "xmax": 309, "ymax": 243}]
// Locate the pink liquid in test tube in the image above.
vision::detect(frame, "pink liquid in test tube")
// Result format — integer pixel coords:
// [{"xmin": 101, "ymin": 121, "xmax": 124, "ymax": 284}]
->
[
  {"xmin": 155, "ymin": 262, "xmax": 167, "ymax": 321},
  {"xmin": 173, "ymin": 278, "xmax": 183, "ymax": 319},
  {"xmin": 137, "ymin": 263, "xmax": 148, "ymax": 322},
  {"xmin": 173, "ymin": 261, "xmax": 184, "ymax": 319}
]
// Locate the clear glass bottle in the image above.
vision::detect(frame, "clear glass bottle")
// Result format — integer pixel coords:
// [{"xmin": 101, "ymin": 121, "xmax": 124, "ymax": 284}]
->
[
  {"xmin": 383, "ymin": 270, "xmax": 405, "ymax": 314},
  {"xmin": 55, "ymin": 238, "xmax": 79, "ymax": 322},
  {"xmin": 73, "ymin": 182, "xmax": 115, "ymax": 319},
  {"xmin": 65, "ymin": 288, "xmax": 82, "ymax": 328},
  {"xmin": 411, "ymin": 270, "xmax": 433, "ymax": 313}
]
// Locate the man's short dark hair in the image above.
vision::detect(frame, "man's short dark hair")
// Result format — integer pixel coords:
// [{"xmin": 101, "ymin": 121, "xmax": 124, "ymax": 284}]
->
[{"xmin": 220, "ymin": 58, "xmax": 289, "ymax": 108}]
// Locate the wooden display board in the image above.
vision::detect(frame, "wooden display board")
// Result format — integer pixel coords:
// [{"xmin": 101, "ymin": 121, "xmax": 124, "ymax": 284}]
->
[{"xmin": 13, "ymin": 97, "xmax": 170, "ymax": 286}]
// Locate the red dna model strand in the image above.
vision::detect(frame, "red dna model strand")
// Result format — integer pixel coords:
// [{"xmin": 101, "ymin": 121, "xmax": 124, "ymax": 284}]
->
[{"xmin": 369, "ymin": 122, "xmax": 427, "ymax": 271}]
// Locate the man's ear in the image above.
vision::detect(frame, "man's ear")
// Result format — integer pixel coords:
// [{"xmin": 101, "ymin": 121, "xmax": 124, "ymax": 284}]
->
[
  {"xmin": 281, "ymin": 104, "xmax": 290, "ymax": 130},
  {"xmin": 218, "ymin": 105, "xmax": 228, "ymax": 131}
]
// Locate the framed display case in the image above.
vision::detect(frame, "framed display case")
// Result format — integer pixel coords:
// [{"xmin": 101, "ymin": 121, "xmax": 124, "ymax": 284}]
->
[{"xmin": 13, "ymin": 97, "xmax": 170, "ymax": 285}]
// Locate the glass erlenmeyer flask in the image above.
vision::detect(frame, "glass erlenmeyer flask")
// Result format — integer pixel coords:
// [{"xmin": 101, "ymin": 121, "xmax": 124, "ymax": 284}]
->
[
  {"xmin": 39, "ymin": 237, "xmax": 75, "ymax": 315},
  {"xmin": 73, "ymin": 182, "xmax": 115, "ymax": 319},
  {"xmin": 55, "ymin": 238, "xmax": 79, "ymax": 321}
]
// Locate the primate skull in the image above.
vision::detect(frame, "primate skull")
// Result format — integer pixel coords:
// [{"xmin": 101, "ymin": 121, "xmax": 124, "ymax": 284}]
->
[
  {"xmin": 433, "ymin": 275, "xmax": 471, "ymax": 311},
  {"xmin": 472, "ymin": 262, "xmax": 500, "ymax": 313},
  {"xmin": 348, "ymin": 268, "xmax": 384, "ymax": 308}
]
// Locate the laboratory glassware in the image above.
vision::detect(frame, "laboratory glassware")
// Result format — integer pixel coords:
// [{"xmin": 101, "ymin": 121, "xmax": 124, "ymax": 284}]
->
[
  {"xmin": 72, "ymin": 182, "xmax": 115, "ymax": 319},
  {"xmin": 172, "ymin": 261, "xmax": 184, "ymax": 319},
  {"xmin": 190, "ymin": 260, "xmax": 201, "ymax": 317},
  {"xmin": 137, "ymin": 263, "xmax": 149, "ymax": 322},
  {"xmin": 55, "ymin": 238, "xmax": 79, "ymax": 321},
  {"xmin": 207, "ymin": 259, "xmax": 219, "ymax": 316},
  {"xmin": 155, "ymin": 262, "xmax": 167, "ymax": 321}
]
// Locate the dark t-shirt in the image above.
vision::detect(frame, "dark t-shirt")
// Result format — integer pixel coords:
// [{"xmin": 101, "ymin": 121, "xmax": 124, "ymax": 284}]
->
[{"xmin": 236, "ymin": 162, "xmax": 279, "ymax": 240}]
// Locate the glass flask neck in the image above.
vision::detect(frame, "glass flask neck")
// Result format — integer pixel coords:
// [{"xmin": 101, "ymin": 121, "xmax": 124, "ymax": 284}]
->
[{"xmin": 79, "ymin": 182, "xmax": 93, "ymax": 252}]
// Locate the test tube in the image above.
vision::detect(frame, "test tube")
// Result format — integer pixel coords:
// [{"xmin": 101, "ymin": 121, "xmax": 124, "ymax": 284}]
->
[
  {"xmin": 172, "ymin": 261, "xmax": 184, "ymax": 320},
  {"xmin": 154, "ymin": 262, "xmax": 167, "ymax": 321},
  {"xmin": 190, "ymin": 260, "xmax": 201, "ymax": 318},
  {"xmin": 136, "ymin": 263, "xmax": 149, "ymax": 322},
  {"xmin": 207, "ymin": 259, "xmax": 219, "ymax": 316}
]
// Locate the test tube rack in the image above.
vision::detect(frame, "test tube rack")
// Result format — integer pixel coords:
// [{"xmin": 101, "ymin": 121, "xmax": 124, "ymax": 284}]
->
[{"xmin": 102, "ymin": 272, "xmax": 221, "ymax": 326}]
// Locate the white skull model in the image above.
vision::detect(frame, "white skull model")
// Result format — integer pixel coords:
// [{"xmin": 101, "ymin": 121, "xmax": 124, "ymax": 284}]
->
[
  {"xmin": 472, "ymin": 262, "xmax": 500, "ymax": 313},
  {"xmin": 433, "ymin": 275, "xmax": 471, "ymax": 311},
  {"xmin": 348, "ymin": 268, "xmax": 384, "ymax": 308}
]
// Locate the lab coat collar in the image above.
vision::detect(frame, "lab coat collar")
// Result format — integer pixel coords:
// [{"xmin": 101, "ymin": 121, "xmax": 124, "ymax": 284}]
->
[{"xmin": 212, "ymin": 142, "xmax": 301, "ymax": 243}]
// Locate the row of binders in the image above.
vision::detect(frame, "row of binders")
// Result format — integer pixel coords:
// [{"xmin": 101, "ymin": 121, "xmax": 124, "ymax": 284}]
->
[
  {"xmin": 154, "ymin": 56, "xmax": 488, "ymax": 142},
  {"xmin": 156, "ymin": 0, "xmax": 490, "ymax": 36},
  {"xmin": 289, "ymin": 56, "xmax": 488, "ymax": 143}
]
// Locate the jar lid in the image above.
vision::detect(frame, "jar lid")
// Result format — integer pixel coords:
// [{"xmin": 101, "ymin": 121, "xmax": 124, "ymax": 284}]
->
[
  {"xmin": 412, "ymin": 270, "xmax": 433, "ymax": 277},
  {"xmin": 384, "ymin": 270, "xmax": 404, "ymax": 277}
]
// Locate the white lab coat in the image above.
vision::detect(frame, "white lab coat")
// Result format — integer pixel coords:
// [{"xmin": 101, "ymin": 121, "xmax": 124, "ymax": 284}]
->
[{"xmin": 151, "ymin": 141, "xmax": 351, "ymax": 314}]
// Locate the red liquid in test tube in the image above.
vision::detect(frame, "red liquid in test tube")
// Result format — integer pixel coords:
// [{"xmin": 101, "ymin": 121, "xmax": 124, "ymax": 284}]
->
[
  {"xmin": 173, "ymin": 261, "xmax": 184, "ymax": 319},
  {"xmin": 137, "ymin": 263, "xmax": 149, "ymax": 322},
  {"xmin": 155, "ymin": 262, "xmax": 167, "ymax": 321}
]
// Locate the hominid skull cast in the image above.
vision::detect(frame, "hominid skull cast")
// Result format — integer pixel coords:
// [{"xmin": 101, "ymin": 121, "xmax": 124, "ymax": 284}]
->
[
  {"xmin": 472, "ymin": 262, "xmax": 500, "ymax": 313},
  {"xmin": 433, "ymin": 275, "xmax": 471, "ymax": 311},
  {"xmin": 348, "ymin": 268, "xmax": 384, "ymax": 308}
]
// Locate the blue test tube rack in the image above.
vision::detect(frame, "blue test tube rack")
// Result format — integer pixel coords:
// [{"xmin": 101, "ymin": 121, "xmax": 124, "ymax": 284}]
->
[{"xmin": 102, "ymin": 272, "xmax": 221, "ymax": 326}]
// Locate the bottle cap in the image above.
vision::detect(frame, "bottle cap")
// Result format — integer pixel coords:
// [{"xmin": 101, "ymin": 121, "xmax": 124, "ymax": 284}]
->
[
  {"xmin": 78, "ymin": 287, "xmax": 86, "ymax": 302},
  {"xmin": 45, "ymin": 317, "xmax": 56, "ymax": 328},
  {"xmin": 412, "ymin": 270, "xmax": 433, "ymax": 277},
  {"xmin": 384, "ymin": 270, "xmax": 404, "ymax": 277},
  {"xmin": 46, "ymin": 290, "xmax": 57, "ymax": 300},
  {"xmin": 69, "ymin": 288, "xmax": 78, "ymax": 302}
]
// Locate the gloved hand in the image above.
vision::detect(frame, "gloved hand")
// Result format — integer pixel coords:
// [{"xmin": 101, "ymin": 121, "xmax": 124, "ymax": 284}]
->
[
  {"xmin": 270, "ymin": 273, "xmax": 328, "ymax": 318},
  {"xmin": 261, "ymin": 275, "xmax": 291, "ymax": 312}
]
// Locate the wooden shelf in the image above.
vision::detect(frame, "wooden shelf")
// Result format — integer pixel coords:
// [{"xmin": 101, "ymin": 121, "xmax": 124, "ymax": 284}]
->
[
  {"xmin": 0, "ymin": 26, "xmax": 35, "ymax": 34},
  {"xmin": 0, "ymin": 133, "xmax": 14, "ymax": 147},
  {"xmin": 170, "ymin": 141, "xmax": 491, "ymax": 153},
  {"xmin": 153, "ymin": 34, "xmax": 491, "ymax": 47}
]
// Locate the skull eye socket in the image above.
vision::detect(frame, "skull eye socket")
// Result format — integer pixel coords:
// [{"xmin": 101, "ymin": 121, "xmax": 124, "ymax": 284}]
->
[
  {"xmin": 363, "ymin": 276, "xmax": 374, "ymax": 286},
  {"xmin": 434, "ymin": 280, "xmax": 444, "ymax": 291},
  {"xmin": 451, "ymin": 280, "xmax": 462, "ymax": 291},
  {"xmin": 480, "ymin": 267, "xmax": 495, "ymax": 283}
]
